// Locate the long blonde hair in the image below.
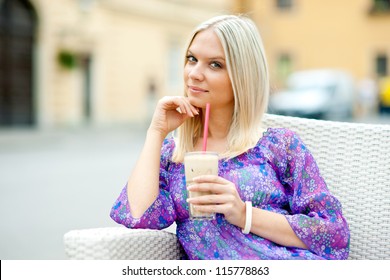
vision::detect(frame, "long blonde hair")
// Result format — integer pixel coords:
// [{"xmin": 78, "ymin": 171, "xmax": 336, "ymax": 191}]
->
[{"xmin": 172, "ymin": 15, "xmax": 269, "ymax": 162}]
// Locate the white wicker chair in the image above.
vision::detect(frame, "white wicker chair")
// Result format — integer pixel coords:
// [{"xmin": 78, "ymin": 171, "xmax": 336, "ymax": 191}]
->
[{"xmin": 64, "ymin": 114, "xmax": 390, "ymax": 260}]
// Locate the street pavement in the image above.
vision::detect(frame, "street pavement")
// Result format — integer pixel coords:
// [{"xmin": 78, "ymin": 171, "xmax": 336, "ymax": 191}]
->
[
  {"xmin": 0, "ymin": 124, "xmax": 151, "ymax": 259},
  {"xmin": 1, "ymin": 114, "xmax": 389, "ymax": 259}
]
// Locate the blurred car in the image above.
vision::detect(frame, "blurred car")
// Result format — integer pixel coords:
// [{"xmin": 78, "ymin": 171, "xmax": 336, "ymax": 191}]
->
[
  {"xmin": 379, "ymin": 76, "xmax": 390, "ymax": 114},
  {"xmin": 269, "ymin": 69, "xmax": 356, "ymax": 120}
]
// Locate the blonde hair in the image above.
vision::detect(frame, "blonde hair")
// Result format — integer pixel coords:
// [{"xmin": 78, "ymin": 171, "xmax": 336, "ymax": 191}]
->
[{"xmin": 172, "ymin": 15, "xmax": 269, "ymax": 162}]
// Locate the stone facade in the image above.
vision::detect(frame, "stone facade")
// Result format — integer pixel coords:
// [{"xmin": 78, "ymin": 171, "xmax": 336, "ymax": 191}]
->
[
  {"xmin": 25, "ymin": 0, "xmax": 233, "ymax": 126},
  {"xmin": 234, "ymin": 0, "xmax": 390, "ymax": 89}
]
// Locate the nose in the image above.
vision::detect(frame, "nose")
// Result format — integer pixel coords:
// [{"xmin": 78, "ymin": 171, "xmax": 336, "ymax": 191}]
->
[{"xmin": 187, "ymin": 63, "xmax": 204, "ymax": 81}]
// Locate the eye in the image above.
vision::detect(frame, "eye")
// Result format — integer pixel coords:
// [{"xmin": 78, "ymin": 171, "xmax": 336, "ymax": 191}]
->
[
  {"xmin": 210, "ymin": 61, "xmax": 222, "ymax": 69},
  {"xmin": 186, "ymin": 55, "xmax": 197, "ymax": 63}
]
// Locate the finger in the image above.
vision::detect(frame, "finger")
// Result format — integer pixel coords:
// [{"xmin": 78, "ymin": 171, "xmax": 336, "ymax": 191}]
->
[
  {"xmin": 181, "ymin": 101, "xmax": 194, "ymax": 117},
  {"xmin": 187, "ymin": 194, "xmax": 231, "ymax": 205},
  {"xmin": 178, "ymin": 97, "xmax": 199, "ymax": 117},
  {"xmin": 190, "ymin": 204, "xmax": 215, "ymax": 214},
  {"xmin": 161, "ymin": 96, "xmax": 188, "ymax": 111},
  {"xmin": 182, "ymin": 98, "xmax": 201, "ymax": 117},
  {"xmin": 176, "ymin": 103, "xmax": 187, "ymax": 115},
  {"xmin": 188, "ymin": 103, "xmax": 200, "ymax": 115},
  {"xmin": 192, "ymin": 176, "xmax": 234, "ymax": 192},
  {"xmin": 159, "ymin": 96, "xmax": 179, "ymax": 107},
  {"xmin": 169, "ymin": 98, "xmax": 186, "ymax": 115},
  {"xmin": 187, "ymin": 182, "xmax": 230, "ymax": 195},
  {"xmin": 162, "ymin": 96, "xmax": 199, "ymax": 117},
  {"xmin": 193, "ymin": 175, "xmax": 227, "ymax": 184},
  {"xmin": 179, "ymin": 97, "xmax": 199, "ymax": 115},
  {"xmin": 187, "ymin": 182, "xmax": 217, "ymax": 192},
  {"xmin": 191, "ymin": 204, "xmax": 230, "ymax": 215}
]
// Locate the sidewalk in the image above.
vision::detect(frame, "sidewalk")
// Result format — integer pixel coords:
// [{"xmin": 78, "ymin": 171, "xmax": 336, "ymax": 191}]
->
[{"xmin": 0, "ymin": 125, "xmax": 148, "ymax": 259}]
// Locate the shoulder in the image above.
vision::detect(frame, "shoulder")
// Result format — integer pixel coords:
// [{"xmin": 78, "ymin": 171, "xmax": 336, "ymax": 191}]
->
[
  {"xmin": 260, "ymin": 127, "xmax": 307, "ymax": 155},
  {"xmin": 262, "ymin": 127, "xmax": 301, "ymax": 145}
]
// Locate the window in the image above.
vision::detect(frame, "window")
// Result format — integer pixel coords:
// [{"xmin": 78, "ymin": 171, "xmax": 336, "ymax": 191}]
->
[
  {"xmin": 370, "ymin": 0, "xmax": 390, "ymax": 13},
  {"xmin": 276, "ymin": 0, "xmax": 293, "ymax": 10},
  {"xmin": 376, "ymin": 55, "xmax": 388, "ymax": 77},
  {"xmin": 168, "ymin": 40, "xmax": 182, "ymax": 89},
  {"xmin": 277, "ymin": 53, "xmax": 293, "ymax": 86}
]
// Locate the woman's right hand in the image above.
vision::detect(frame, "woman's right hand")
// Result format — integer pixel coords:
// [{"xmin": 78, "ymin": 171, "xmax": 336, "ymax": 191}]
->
[{"xmin": 149, "ymin": 96, "xmax": 199, "ymax": 137}]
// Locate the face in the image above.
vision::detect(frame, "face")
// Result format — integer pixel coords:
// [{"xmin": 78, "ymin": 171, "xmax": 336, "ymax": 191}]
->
[{"xmin": 184, "ymin": 29, "xmax": 234, "ymax": 110}]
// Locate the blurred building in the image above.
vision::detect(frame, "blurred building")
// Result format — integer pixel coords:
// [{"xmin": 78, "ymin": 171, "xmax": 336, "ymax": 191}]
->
[
  {"xmin": 0, "ymin": 0, "xmax": 233, "ymax": 127},
  {"xmin": 234, "ymin": 0, "xmax": 390, "ymax": 91}
]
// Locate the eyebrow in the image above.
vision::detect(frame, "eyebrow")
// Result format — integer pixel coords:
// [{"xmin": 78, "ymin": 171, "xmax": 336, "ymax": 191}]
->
[{"xmin": 187, "ymin": 50, "xmax": 225, "ymax": 61}]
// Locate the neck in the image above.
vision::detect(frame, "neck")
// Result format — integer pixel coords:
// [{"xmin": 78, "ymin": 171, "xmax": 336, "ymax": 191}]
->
[
  {"xmin": 204, "ymin": 105, "xmax": 233, "ymax": 140},
  {"xmin": 194, "ymin": 105, "xmax": 232, "ymax": 153}
]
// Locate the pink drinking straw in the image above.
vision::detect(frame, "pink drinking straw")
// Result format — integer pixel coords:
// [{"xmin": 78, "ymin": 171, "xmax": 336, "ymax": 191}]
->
[{"xmin": 202, "ymin": 103, "xmax": 210, "ymax": 152}]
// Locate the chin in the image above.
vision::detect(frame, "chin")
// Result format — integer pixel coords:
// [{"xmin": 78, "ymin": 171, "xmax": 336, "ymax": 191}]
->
[{"xmin": 188, "ymin": 96, "xmax": 206, "ymax": 108}]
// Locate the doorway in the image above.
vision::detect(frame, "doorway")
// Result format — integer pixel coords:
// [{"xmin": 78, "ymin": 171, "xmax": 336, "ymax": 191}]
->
[
  {"xmin": 0, "ymin": 0, "xmax": 37, "ymax": 126},
  {"xmin": 79, "ymin": 54, "xmax": 92, "ymax": 122}
]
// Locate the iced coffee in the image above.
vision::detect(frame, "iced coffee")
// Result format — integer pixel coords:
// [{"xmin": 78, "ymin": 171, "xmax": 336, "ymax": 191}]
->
[{"xmin": 184, "ymin": 151, "xmax": 218, "ymax": 219}]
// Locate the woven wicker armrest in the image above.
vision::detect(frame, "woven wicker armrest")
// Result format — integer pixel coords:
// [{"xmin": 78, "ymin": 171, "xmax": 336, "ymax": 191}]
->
[{"xmin": 64, "ymin": 227, "xmax": 186, "ymax": 260}]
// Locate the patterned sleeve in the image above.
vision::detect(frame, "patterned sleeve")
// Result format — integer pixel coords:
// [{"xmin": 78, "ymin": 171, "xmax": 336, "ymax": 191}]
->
[
  {"xmin": 109, "ymin": 138, "xmax": 177, "ymax": 229},
  {"xmin": 272, "ymin": 129, "xmax": 350, "ymax": 259}
]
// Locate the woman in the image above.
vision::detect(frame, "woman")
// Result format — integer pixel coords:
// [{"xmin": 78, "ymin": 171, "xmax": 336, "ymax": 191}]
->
[{"xmin": 110, "ymin": 15, "xmax": 350, "ymax": 260}]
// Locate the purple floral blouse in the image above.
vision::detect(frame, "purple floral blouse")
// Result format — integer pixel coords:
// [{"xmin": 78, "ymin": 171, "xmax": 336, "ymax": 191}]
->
[{"xmin": 110, "ymin": 128, "xmax": 350, "ymax": 260}]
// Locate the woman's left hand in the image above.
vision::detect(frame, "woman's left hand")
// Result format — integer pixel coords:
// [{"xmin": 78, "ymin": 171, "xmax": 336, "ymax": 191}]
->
[{"xmin": 187, "ymin": 175, "xmax": 246, "ymax": 229}]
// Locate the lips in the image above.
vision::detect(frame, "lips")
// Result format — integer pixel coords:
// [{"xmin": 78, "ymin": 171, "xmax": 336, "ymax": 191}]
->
[{"xmin": 188, "ymin": 85, "xmax": 209, "ymax": 93}]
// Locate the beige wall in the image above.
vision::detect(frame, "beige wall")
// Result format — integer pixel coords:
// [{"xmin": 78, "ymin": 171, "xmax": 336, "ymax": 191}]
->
[
  {"xmin": 30, "ymin": 0, "xmax": 233, "ymax": 127},
  {"xmin": 12, "ymin": 0, "xmax": 390, "ymax": 126},
  {"xmin": 235, "ymin": 0, "xmax": 390, "ymax": 89}
]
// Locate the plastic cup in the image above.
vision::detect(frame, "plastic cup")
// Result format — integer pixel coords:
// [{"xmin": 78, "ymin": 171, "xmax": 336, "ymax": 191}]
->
[{"xmin": 184, "ymin": 151, "xmax": 218, "ymax": 220}]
